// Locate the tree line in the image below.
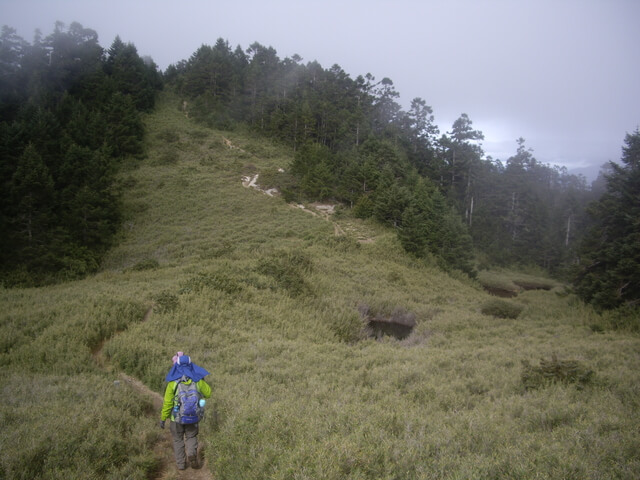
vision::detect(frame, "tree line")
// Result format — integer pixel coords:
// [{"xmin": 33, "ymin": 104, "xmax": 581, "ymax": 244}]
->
[
  {"xmin": 165, "ymin": 38, "xmax": 638, "ymax": 313},
  {"xmin": 0, "ymin": 22, "xmax": 162, "ymax": 285},
  {"xmin": 164, "ymin": 41, "xmax": 596, "ymax": 272},
  {"xmin": 2, "ymin": 26, "xmax": 637, "ymax": 314}
]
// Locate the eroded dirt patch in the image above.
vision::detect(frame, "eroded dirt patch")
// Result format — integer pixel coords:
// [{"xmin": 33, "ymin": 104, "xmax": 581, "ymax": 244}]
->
[
  {"xmin": 359, "ymin": 304, "xmax": 416, "ymax": 340},
  {"xmin": 483, "ymin": 286, "xmax": 520, "ymax": 298}
]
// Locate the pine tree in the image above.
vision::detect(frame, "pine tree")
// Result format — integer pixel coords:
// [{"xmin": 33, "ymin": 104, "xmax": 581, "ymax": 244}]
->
[
  {"xmin": 574, "ymin": 130, "xmax": 640, "ymax": 310},
  {"xmin": 8, "ymin": 144, "xmax": 55, "ymax": 260},
  {"xmin": 106, "ymin": 36, "xmax": 160, "ymax": 111},
  {"xmin": 104, "ymin": 92, "xmax": 144, "ymax": 156}
]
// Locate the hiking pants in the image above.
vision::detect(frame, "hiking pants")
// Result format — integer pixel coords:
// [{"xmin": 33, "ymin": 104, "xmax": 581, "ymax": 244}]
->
[{"xmin": 170, "ymin": 421, "xmax": 199, "ymax": 467}]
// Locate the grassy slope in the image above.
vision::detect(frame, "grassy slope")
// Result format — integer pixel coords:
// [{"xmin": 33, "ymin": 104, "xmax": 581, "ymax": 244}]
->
[{"xmin": 1, "ymin": 91, "xmax": 639, "ymax": 479}]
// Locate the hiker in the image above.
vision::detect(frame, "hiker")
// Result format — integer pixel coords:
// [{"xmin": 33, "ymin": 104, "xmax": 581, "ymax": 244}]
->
[{"xmin": 159, "ymin": 352, "xmax": 212, "ymax": 470}]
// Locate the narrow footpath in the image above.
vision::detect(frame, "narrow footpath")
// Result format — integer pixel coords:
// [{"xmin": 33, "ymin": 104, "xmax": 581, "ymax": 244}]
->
[{"xmin": 92, "ymin": 307, "xmax": 214, "ymax": 480}]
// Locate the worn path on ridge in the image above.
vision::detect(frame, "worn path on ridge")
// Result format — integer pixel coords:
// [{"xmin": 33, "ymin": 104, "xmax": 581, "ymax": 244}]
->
[{"xmin": 92, "ymin": 307, "xmax": 214, "ymax": 480}]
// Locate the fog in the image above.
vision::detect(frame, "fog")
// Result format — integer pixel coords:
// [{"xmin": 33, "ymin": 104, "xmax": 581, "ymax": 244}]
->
[{"xmin": 3, "ymin": 0, "xmax": 639, "ymax": 179}]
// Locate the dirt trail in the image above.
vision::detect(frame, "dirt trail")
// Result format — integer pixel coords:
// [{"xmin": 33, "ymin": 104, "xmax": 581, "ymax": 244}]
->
[
  {"xmin": 92, "ymin": 307, "xmax": 214, "ymax": 480},
  {"xmin": 238, "ymin": 166, "xmax": 354, "ymax": 239},
  {"xmin": 227, "ymin": 132, "xmax": 376, "ymax": 244}
]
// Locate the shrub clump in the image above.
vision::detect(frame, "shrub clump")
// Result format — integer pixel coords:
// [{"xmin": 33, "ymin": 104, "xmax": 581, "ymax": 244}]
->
[
  {"xmin": 155, "ymin": 146, "xmax": 179, "ymax": 165},
  {"xmin": 327, "ymin": 235, "xmax": 361, "ymax": 253},
  {"xmin": 129, "ymin": 258, "xmax": 159, "ymax": 271},
  {"xmin": 512, "ymin": 278, "xmax": 555, "ymax": 291},
  {"xmin": 481, "ymin": 298, "xmax": 524, "ymax": 319},
  {"xmin": 156, "ymin": 128, "xmax": 180, "ymax": 143},
  {"xmin": 153, "ymin": 291, "xmax": 179, "ymax": 313},
  {"xmin": 179, "ymin": 272, "xmax": 243, "ymax": 295},
  {"xmin": 256, "ymin": 250, "xmax": 313, "ymax": 297},
  {"xmin": 593, "ymin": 305, "xmax": 640, "ymax": 333},
  {"xmin": 521, "ymin": 355, "xmax": 594, "ymax": 390}
]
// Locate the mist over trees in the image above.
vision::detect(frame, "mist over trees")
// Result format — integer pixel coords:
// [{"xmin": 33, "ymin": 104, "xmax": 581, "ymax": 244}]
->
[
  {"xmin": 2, "ymin": 25, "xmax": 637, "ymax": 315},
  {"xmin": 164, "ymin": 38, "xmax": 603, "ymax": 278},
  {"xmin": 573, "ymin": 130, "xmax": 640, "ymax": 312},
  {"xmin": 0, "ymin": 22, "xmax": 162, "ymax": 284}
]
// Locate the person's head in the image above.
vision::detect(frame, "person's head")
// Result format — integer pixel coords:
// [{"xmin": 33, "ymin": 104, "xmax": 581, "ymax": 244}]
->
[
  {"xmin": 165, "ymin": 351, "xmax": 209, "ymax": 382},
  {"xmin": 172, "ymin": 351, "xmax": 185, "ymax": 364}
]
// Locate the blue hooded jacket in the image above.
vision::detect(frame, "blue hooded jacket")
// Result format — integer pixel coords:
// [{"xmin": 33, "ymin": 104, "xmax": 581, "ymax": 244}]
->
[{"xmin": 165, "ymin": 355, "xmax": 210, "ymax": 382}]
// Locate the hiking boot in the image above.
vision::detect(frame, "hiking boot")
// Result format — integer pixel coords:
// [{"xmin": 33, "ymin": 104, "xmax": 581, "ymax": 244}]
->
[
  {"xmin": 188, "ymin": 455, "xmax": 200, "ymax": 469},
  {"xmin": 177, "ymin": 463, "xmax": 186, "ymax": 470}
]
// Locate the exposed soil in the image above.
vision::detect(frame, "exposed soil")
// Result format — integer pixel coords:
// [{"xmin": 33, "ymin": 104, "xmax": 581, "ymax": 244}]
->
[
  {"xmin": 483, "ymin": 280, "xmax": 554, "ymax": 298},
  {"xmin": 359, "ymin": 304, "xmax": 417, "ymax": 340},
  {"xmin": 92, "ymin": 306, "xmax": 214, "ymax": 480},
  {"xmin": 366, "ymin": 319, "xmax": 414, "ymax": 340},
  {"xmin": 513, "ymin": 281, "xmax": 553, "ymax": 291},
  {"xmin": 483, "ymin": 286, "xmax": 520, "ymax": 298},
  {"xmin": 240, "ymin": 170, "xmax": 377, "ymax": 244},
  {"xmin": 228, "ymin": 133, "xmax": 377, "ymax": 244}
]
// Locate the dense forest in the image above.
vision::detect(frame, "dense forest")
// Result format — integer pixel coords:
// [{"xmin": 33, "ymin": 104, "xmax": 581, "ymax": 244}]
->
[
  {"xmin": 164, "ymin": 40, "xmax": 602, "ymax": 275},
  {"xmin": 1, "ymin": 25, "xmax": 638, "ymax": 313},
  {"xmin": 0, "ymin": 22, "xmax": 161, "ymax": 284}
]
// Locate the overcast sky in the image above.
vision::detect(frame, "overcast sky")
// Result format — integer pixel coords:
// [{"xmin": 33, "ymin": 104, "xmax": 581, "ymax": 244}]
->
[{"xmin": 2, "ymin": 0, "xmax": 639, "ymax": 179}]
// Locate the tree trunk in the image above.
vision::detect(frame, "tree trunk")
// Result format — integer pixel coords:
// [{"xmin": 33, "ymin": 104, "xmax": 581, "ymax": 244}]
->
[
  {"xmin": 451, "ymin": 148, "xmax": 456, "ymax": 186},
  {"xmin": 511, "ymin": 191, "xmax": 517, "ymax": 240}
]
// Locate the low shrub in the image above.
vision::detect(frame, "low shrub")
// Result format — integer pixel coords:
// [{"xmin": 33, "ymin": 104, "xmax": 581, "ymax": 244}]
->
[
  {"xmin": 152, "ymin": 290, "xmax": 179, "ymax": 313},
  {"xmin": 154, "ymin": 145, "xmax": 179, "ymax": 165},
  {"xmin": 256, "ymin": 250, "xmax": 314, "ymax": 297},
  {"xmin": 328, "ymin": 309, "xmax": 363, "ymax": 343},
  {"xmin": 130, "ymin": 258, "xmax": 159, "ymax": 271},
  {"xmin": 198, "ymin": 242, "xmax": 234, "ymax": 259},
  {"xmin": 512, "ymin": 278, "xmax": 556, "ymax": 291},
  {"xmin": 481, "ymin": 299, "xmax": 524, "ymax": 319},
  {"xmin": 521, "ymin": 355, "xmax": 594, "ymax": 390},
  {"xmin": 179, "ymin": 272, "xmax": 244, "ymax": 295},
  {"xmin": 597, "ymin": 305, "xmax": 640, "ymax": 332},
  {"xmin": 156, "ymin": 128, "xmax": 180, "ymax": 143},
  {"xmin": 327, "ymin": 235, "xmax": 361, "ymax": 253}
]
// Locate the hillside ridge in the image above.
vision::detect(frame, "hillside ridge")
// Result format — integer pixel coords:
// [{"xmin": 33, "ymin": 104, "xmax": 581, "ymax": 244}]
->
[{"xmin": 1, "ymin": 89, "xmax": 639, "ymax": 480}]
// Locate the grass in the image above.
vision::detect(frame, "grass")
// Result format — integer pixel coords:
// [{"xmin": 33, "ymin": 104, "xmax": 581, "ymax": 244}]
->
[
  {"xmin": 477, "ymin": 269, "xmax": 560, "ymax": 297},
  {"xmin": 1, "ymin": 90, "xmax": 639, "ymax": 479},
  {"xmin": 481, "ymin": 298, "xmax": 525, "ymax": 319}
]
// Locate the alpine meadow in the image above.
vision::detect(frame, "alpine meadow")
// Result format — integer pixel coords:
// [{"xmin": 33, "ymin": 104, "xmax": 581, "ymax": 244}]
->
[{"xmin": 1, "ymin": 22, "xmax": 639, "ymax": 480}]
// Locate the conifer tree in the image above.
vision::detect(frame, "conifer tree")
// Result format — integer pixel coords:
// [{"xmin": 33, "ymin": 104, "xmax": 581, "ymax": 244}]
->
[
  {"xmin": 8, "ymin": 145, "xmax": 55, "ymax": 259},
  {"xmin": 574, "ymin": 130, "xmax": 640, "ymax": 310}
]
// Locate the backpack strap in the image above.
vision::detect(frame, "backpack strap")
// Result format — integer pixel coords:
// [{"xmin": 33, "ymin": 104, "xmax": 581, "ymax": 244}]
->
[{"xmin": 173, "ymin": 375, "xmax": 191, "ymax": 396}]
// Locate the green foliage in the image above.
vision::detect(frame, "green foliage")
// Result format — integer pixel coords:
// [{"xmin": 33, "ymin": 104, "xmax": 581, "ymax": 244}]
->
[
  {"xmin": 156, "ymin": 128, "xmax": 180, "ymax": 143},
  {"xmin": 481, "ymin": 298, "xmax": 524, "ymax": 319},
  {"xmin": 129, "ymin": 258, "xmax": 160, "ymax": 271},
  {"xmin": 353, "ymin": 194, "xmax": 375, "ymax": 219},
  {"xmin": 574, "ymin": 129, "xmax": 640, "ymax": 312},
  {"xmin": 106, "ymin": 36, "xmax": 161, "ymax": 112},
  {"xmin": 180, "ymin": 272, "xmax": 244, "ymax": 295},
  {"xmin": 521, "ymin": 355, "xmax": 594, "ymax": 390},
  {"xmin": 477, "ymin": 270, "xmax": 559, "ymax": 298},
  {"xmin": 165, "ymin": 41, "xmax": 599, "ymax": 277},
  {"xmin": 256, "ymin": 250, "xmax": 314, "ymax": 297},
  {"xmin": 0, "ymin": 22, "xmax": 162, "ymax": 284},
  {"xmin": 397, "ymin": 180, "xmax": 476, "ymax": 275},
  {"xmin": 326, "ymin": 234, "xmax": 361, "ymax": 252},
  {"xmin": 589, "ymin": 305, "xmax": 640, "ymax": 333},
  {"xmin": 0, "ymin": 373, "xmax": 159, "ymax": 480},
  {"xmin": 152, "ymin": 290, "xmax": 179, "ymax": 313}
]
